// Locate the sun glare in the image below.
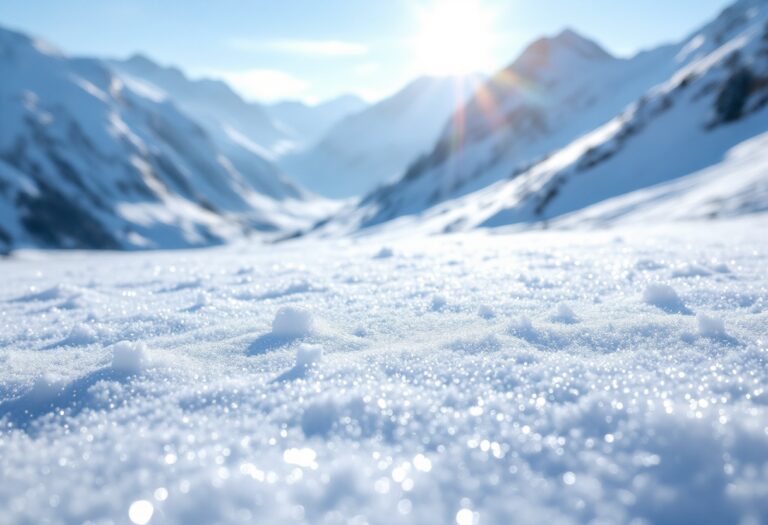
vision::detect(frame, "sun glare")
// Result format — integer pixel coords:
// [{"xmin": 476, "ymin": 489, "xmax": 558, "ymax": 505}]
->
[{"xmin": 413, "ymin": 0, "xmax": 496, "ymax": 76}]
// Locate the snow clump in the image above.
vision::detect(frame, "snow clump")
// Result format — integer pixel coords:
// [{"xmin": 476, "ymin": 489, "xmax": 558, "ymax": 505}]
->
[
  {"xmin": 271, "ymin": 307, "xmax": 315, "ymax": 338},
  {"xmin": 110, "ymin": 341, "xmax": 149, "ymax": 374},
  {"xmin": 697, "ymin": 313, "xmax": 728, "ymax": 339},
  {"xmin": 643, "ymin": 283, "xmax": 691, "ymax": 314}
]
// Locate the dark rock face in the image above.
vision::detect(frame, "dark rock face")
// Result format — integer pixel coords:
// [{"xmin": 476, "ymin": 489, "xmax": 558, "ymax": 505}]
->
[
  {"xmin": 716, "ymin": 68, "xmax": 755, "ymax": 122},
  {"xmin": 16, "ymin": 181, "xmax": 121, "ymax": 249}
]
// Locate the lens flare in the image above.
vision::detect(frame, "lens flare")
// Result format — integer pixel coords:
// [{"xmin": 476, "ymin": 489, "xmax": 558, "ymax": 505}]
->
[{"xmin": 413, "ymin": 0, "xmax": 497, "ymax": 76}]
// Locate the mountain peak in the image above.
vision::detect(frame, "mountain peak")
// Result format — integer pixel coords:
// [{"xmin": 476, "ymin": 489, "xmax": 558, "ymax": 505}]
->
[{"xmin": 511, "ymin": 28, "xmax": 613, "ymax": 77}]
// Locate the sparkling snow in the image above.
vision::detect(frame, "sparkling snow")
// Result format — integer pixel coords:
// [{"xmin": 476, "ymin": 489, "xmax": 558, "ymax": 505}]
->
[{"xmin": 1, "ymin": 217, "xmax": 767, "ymax": 524}]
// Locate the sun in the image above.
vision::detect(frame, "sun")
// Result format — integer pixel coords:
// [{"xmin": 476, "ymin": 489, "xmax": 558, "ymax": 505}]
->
[{"xmin": 413, "ymin": 0, "xmax": 497, "ymax": 76}]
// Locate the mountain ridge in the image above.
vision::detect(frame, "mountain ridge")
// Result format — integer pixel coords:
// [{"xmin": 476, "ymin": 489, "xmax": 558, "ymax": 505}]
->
[
  {"xmin": 0, "ymin": 25, "xmax": 330, "ymax": 251},
  {"xmin": 320, "ymin": 1, "xmax": 768, "ymax": 236}
]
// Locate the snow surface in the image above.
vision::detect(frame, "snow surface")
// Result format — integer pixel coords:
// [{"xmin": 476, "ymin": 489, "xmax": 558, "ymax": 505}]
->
[{"xmin": 1, "ymin": 217, "xmax": 767, "ymax": 524}]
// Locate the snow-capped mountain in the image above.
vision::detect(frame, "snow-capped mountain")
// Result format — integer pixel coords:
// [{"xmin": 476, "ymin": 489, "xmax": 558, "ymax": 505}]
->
[
  {"xmin": 278, "ymin": 75, "xmax": 484, "ymax": 199},
  {"xmin": 331, "ymin": 0, "xmax": 768, "ymax": 234},
  {"xmin": 0, "ymin": 26, "xmax": 329, "ymax": 252},
  {"xmin": 266, "ymin": 94, "xmax": 368, "ymax": 148},
  {"xmin": 109, "ymin": 54, "xmax": 296, "ymax": 157}
]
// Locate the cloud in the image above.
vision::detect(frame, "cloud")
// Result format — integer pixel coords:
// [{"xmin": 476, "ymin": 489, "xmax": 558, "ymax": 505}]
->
[
  {"xmin": 226, "ymin": 38, "xmax": 368, "ymax": 57},
  {"xmin": 203, "ymin": 69, "xmax": 309, "ymax": 102}
]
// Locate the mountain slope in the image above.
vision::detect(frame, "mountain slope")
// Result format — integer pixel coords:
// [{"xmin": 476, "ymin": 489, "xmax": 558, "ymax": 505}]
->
[
  {"xmin": 109, "ymin": 55, "xmax": 296, "ymax": 158},
  {"xmin": 554, "ymin": 129, "xmax": 768, "ymax": 227},
  {"xmin": 266, "ymin": 94, "xmax": 368, "ymax": 147},
  {"xmin": 0, "ymin": 26, "xmax": 326, "ymax": 252},
  {"xmin": 331, "ymin": 0, "xmax": 768, "ymax": 234},
  {"xmin": 279, "ymin": 75, "xmax": 484, "ymax": 198}
]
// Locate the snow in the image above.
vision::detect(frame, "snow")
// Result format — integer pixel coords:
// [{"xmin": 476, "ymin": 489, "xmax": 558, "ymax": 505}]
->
[
  {"xmin": 0, "ymin": 25, "xmax": 331, "ymax": 252},
  {"xmin": 271, "ymin": 307, "xmax": 316, "ymax": 338},
  {"xmin": 111, "ymin": 341, "xmax": 150, "ymax": 374},
  {"xmin": 697, "ymin": 313, "xmax": 730, "ymax": 339},
  {"xmin": 642, "ymin": 283, "xmax": 692, "ymax": 315},
  {"xmin": 478, "ymin": 305, "xmax": 496, "ymax": 319},
  {"xmin": 551, "ymin": 303, "xmax": 579, "ymax": 324},
  {"xmin": 294, "ymin": 344, "xmax": 323, "ymax": 369},
  {"xmin": 373, "ymin": 246, "xmax": 395, "ymax": 259},
  {"xmin": 325, "ymin": 0, "xmax": 768, "ymax": 237},
  {"xmin": 2, "ymin": 217, "xmax": 766, "ymax": 524}
]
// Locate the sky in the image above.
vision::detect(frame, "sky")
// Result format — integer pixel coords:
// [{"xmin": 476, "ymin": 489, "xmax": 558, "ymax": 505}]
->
[{"xmin": 0, "ymin": 0, "xmax": 732, "ymax": 105}]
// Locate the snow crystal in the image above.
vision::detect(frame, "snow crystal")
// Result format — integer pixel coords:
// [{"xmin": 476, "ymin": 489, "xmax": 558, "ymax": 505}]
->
[
  {"xmin": 271, "ymin": 307, "xmax": 315, "ymax": 337},
  {"xmin": 110, "ymin": 341, "xmax": 148, "ymax": 374},
  {"xmin": 642, "ymin": 283, "xmax": 692, "ymax": 314},
  {"xmin": 128, "ymin": 500, "xmax": 154, "ymax": 525}
]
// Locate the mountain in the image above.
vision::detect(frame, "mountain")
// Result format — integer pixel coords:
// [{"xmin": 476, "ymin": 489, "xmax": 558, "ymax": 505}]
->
[
  {"xmin": 278, "ymin": 75, "xmax": 484, "ymax": 199},
  {"xmin": 109, "ymin": 54, "xmax": 296, "ymax": 157},
  {"xmin": 327, "ymin": 0, "xmax": 768, "ymax": 234},
  {"xmin": 266, "ymin": 94, "xmax": 368, "ymax": 147},
  {"xmin": 553, "ymin": 129, "xmax": 768, "ymax": 227},
  {"xmin": 0, "ymin": 26, "xmax": 330, "ymax": 252}
]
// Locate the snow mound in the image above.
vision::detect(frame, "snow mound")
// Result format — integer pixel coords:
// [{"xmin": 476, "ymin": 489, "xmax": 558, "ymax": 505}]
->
[
  {"xmin": 301, "ymin": 399, "xmax": 338, "ymax": 437},
  {"xmin": 430, "ymin": 295, "xmax": 448, "ymax": 311},
  {"xmin": 478, "ymin": 305, "xmax": 496, "ymax": 319},
  {"xmin": 551, "ymin": 303, "xmax": 579, "ymax": 324},
  {"xmin": 508, "ymin": 315, "xmax": 536, "ymax": 337},
  {"xmin": 697, "ymin": 313, "xmax": 729, "ymax": 339},
  {"xmin": 110, "ymin": 341, "xmax": 149, "ymax": 375},
  {"xmin": 60, "ymin": 324, "xmax": 98, "ymax": 346},
  {"xmin": 643, "ymin": 283, "xmax": 692, "ymax": 314},
  {"xmin": 373, "ymin": 247, "xmax": 395, "ymax": 259},
  {"xmin": 26, "ymin": 374, "xmax": 66, "ymax": 403},
  {"xmin": 271, "ymin": 307, "xmax": 315, "ymax": 338}
]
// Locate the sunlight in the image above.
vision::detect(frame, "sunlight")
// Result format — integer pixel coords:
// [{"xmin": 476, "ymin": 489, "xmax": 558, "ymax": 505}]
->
[{"xmin": 413, "ymin": 0, "xmax": 497, "ymax": 76}]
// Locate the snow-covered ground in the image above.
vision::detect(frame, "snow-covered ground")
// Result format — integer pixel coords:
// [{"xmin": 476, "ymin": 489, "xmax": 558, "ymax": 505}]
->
[{"xmin": 1, "ymin": 217, "xmax": 767, "ymax": 524}]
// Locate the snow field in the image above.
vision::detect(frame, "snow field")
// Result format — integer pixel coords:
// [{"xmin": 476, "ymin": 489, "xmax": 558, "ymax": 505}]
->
[{"xmin": 0, "ymin": 217, "xmax": 766, "ymax": 524}]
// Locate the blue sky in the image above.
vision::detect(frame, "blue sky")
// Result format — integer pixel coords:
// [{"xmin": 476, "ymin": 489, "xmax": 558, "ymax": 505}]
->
[{"xmin": 0, "ymin": 0, "xmax": 731, "ymax": 104}]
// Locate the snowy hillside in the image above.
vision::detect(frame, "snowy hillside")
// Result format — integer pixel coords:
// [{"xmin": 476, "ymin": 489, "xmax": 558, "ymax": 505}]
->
[
  {"xmin": 109, "ymin": 55, "xmax": 295, "ymax": 157},
  {"xmin": 1, "ymin": 216, "xmax": 767, "ymax": 524},
  {"xmin": 266, "ymin": 95, "xmax": 368, "ymax": 148},
  {"xmin": 0, "ymin": 26, "xmax": 329, "ymax": 252},
  {"xmin": 279, "ymin": 75, "xmax": 484, "ymax": 198},
  {"xmin": 335, "ymin": 0, "xmax": 768, "ymax": 233},
  {"xmin": 555, "ymin": 130, "xmax": 768, "ymax": 227}
]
